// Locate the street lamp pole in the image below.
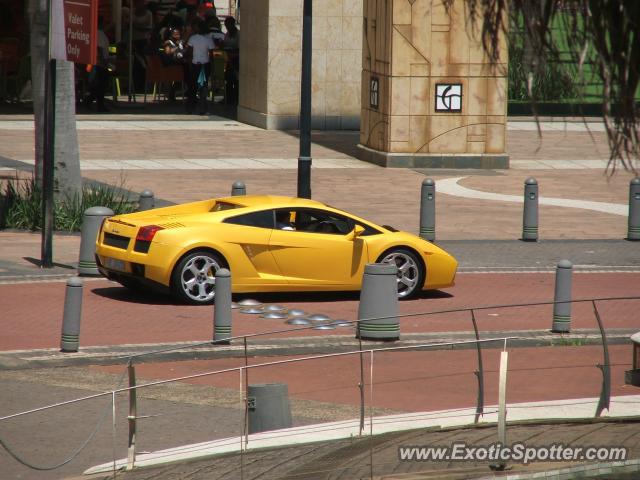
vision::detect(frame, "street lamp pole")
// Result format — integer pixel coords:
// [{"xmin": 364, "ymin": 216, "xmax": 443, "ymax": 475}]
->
[
  {"xmin": 41, "ymin": 0, "xmax": 55, "ymax": 268},
  {"xmin": 297, "ymin": 0, "xmax": 312, "ymax": 199}
]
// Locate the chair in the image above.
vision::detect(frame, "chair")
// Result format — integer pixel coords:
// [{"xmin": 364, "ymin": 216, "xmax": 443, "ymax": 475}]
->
[
  {"xmin": 143, "ymin": 55, "xmax": 184, "ymax": 103},
  {"xmin": 112, "ymin": 57, "xmax": 131, "ymax": 101}
]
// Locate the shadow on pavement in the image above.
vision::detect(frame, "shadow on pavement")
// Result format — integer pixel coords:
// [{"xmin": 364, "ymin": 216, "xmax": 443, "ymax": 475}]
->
[
  {"xmin": 90, "ymin": 286, "xmax": 180, "ymax": 305},
  {"xmin": 90, "ymin": 286, "xmax": 453, "ymax": 306},
  {"xmin": 24, "ymin": 256, "xmax": 75, "ymax": 269},
  {"xmin": 283, "ymin": 130, "xmax": 361, "ymax": 159}
]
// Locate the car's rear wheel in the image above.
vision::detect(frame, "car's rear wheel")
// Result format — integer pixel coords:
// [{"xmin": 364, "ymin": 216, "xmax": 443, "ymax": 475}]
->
[
  {"xmin": 171, "ymin": 250, "xmax": 226, "ymax": 304},
  {"xmin": 378, "ymin": 248, "xmax": 424, "ymax": 299}
]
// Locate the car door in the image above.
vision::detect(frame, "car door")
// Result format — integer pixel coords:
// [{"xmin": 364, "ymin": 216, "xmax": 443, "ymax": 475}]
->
[
  {"xmin": 221, "ymin": 209, "xmax": 283, "ymax": 285},
  {"xmin": 269, "ymin": 208, "xmax": 368, "ymax": 287}
]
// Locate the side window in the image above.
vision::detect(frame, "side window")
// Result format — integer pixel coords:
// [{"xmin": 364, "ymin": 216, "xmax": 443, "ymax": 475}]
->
[
  {"xmin": 294, "ymin": 209, "xmax": 354, "ymax": 235},
  {"xmin": 356, "ymin": 223, "xmax": 382, "ymax": 236},
  {"xmin": 224, "ymin": 210, "xmax": 274, "ymax": 229}
]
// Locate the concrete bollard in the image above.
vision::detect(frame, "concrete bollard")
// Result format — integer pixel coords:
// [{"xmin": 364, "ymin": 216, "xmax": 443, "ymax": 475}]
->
[
  {"xmin": 78, "ymin": 206, "xmax": 114, "ymax": 276},
  {"xmin": 551, "ymin": 260, "xmax": 573, "ymax": 333},
  {"xmin": 247, "ymin": 383, "xmax": 292, "ymax": 434},
  {"xmin": 213, "ymin": 268, "xmax": 232, "ymax": 344},
  {"xmin": 357, "ymin": 263, "xmax": 400, "ymax": 341},
  {"xmin": 522, "ymin": 177, "xmax": 539, "ymax": 241},
  {"xmin": 60, "ymin": 277, "xmax": 84, "ymax": 352},
  {"xmin": 628, "ymin": 177, "xmax": 640, "ymax": 241},
  {"xmin": 231, "ymin": 181, "xmax": 246, "ymax": 196},
  {"xmin": 624, "ymin": 332, "xmax": 640, "ymax": 386},
  {"xmin": 137, "ymin": 189, "xmax": 155, "ymax": 211},
  {"xmin": 419, "ymin": 178, "xmax": 436, "ymax": 241}
]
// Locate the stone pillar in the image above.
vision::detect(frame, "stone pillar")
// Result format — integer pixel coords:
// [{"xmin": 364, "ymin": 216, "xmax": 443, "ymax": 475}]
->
[
  {"xmin": 237, "ymin": 0, "xmax": 363, "ymax": 130},
  {"xmin": 358, "ymin": 0, "xmax": 509, "ymax": 168}
]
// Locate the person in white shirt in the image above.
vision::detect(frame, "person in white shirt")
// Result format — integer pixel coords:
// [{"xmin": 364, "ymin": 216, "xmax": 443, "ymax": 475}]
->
[{"xmin": 186, "ymin": 19, "xmax": 214, "ymax": 114}]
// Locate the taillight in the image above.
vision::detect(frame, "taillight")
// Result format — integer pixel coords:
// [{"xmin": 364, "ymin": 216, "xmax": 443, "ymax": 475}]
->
[{"xmin": 136, "ymin": 225, "xmax": 164, "ymax": 242}]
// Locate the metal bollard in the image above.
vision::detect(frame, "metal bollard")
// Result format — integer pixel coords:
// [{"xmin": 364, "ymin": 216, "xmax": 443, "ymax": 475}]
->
[
  {"xmin": 522, "ymin": 177, "xmax": 538, "ymax": 241},
  {"xmin": 137, "ymin": 189, "xmax": 155, "ymax": 211},
  {"xmin": 231, "ymin": 181, "xmax": 246, "ymax": 196},
  {"xmin": 551, "ymin": 260, "xmax": 573, "ymax": 333},
  {"xmin": 213, "ymin": 268, "xmax": 232, "ymax": 344},
  {"xmin": 78, "ymin": 206, "xmax": 114, "ymax": 276},
  {"xmin": 60, "ymin": 277, "xmax": 84, "ymax": 352},
  {"xmin": 628, "ymin": 177, "xmax": 640, "ymax": 241},
  {"xmin": 247, "ymin": 383, "xmax": 292, "ymax": 434},
  {"xmin": 357, "ymin": 263, "xmax": 400, "ymax": 341},
  {"xmin": 419, "ymin": 178, "xmax": 436, "ymax": 241}
]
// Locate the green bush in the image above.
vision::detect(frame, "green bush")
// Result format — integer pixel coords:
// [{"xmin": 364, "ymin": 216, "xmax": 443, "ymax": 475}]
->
[
  {"xmin": 0, "ymin": 177, "xmax": 136, "ymax": 232},
  {"xmin": 508, "ymin": 42, "xmax": 578, "ymax": 102}
]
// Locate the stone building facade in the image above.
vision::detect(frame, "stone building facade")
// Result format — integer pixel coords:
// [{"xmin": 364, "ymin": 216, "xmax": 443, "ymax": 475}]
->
[
  {"xmin": 237, "ymin": 0, "xmax": 508, "ymax": 168},
  {"xmin": 357, "ymin": 0, "xmax": 508, "ymax": 167},
  {"xmin": 238, "ymin": 0, "xmax": 363, "ymax": 130}
]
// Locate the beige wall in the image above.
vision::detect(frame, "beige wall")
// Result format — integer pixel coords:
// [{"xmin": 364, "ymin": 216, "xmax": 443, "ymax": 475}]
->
[
  {"xmin": 359, "ymin": 0, "xmax": 508, "ymax": 167},
  {"xmin": 238, "ymin": 0, "xmax": 363, "ymax": 130}
]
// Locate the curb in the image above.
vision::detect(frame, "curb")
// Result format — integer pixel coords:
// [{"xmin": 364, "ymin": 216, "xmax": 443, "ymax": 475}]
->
[{"xmin": 1, "ymin": 328, "xmax": 635, "ymax": 370}]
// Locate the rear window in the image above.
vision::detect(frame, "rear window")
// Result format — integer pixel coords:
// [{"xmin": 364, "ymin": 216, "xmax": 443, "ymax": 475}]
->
[{"xmin": 211, "ymin": 201, "xmax": 240, "ymax": 212}]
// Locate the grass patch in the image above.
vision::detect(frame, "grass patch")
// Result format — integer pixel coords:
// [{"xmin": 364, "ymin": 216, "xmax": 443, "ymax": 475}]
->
[
  {"xmin": 551, "ymin": 336, "xmax": 588, "ymax": 347},
  {"xmin": 0, "ymin": 176, "xmax": 136, "ymax": 232}
]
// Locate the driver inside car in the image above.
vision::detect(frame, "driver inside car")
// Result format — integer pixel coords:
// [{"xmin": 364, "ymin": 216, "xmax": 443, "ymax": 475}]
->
[{"xmin": 276, "ymin": 211, "xmax": 295, "ymax": 230}]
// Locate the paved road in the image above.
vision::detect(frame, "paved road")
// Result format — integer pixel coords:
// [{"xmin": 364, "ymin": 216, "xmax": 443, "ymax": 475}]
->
[{"xmin": 439, "ymin": 239, "xmax": 640, "ymax": 272}]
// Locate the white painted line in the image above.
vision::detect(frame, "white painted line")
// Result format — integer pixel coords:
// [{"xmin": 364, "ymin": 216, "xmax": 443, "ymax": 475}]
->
[{"xmin": 437, "ymin": 177, "xmax": 627, "ymax": 216}]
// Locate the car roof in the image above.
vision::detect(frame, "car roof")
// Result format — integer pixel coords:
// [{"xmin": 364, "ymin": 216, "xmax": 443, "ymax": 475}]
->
[{"xmin": 216, "ymin": 195, "xmax": 326, "ymax": 209}]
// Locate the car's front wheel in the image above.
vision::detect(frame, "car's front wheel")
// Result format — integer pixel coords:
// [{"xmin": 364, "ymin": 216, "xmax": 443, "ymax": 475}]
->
[
  {"xmin": 171, "ymin": 250, "xmax": 226, "ymax": 304},
  {"xmin": 378, "ymin": 248, "xmax": 424, "ymax": 299}
]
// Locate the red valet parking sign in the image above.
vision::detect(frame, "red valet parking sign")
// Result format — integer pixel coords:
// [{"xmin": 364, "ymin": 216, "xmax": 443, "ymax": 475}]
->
[{"xmin": 51, "ymin": 0, "xmax": 98, "ymax": 65}]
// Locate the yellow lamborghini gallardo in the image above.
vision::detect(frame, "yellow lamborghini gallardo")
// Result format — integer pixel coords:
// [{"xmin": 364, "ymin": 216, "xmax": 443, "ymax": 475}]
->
[{"xmin": 95, "ymin": 195, "xmax": 457, "ymax": 304}]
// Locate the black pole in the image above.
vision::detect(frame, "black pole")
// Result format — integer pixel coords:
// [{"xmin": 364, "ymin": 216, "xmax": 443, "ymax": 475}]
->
[
  {"xmin": 297, "ymin": 0, "xmax": 312, "ymax": 199},
  {"xmin": 41, "ymin": 58, "xmax": 56, "ymax": 268},
  {"xmin": 41, "ymin": 0, "xmax": 55, "ymax": 268}
]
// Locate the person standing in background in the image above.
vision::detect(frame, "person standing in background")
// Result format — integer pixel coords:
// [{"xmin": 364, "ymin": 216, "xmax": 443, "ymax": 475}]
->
[
  {"xmin": 131, "ymin": 0, "xmax": 153, "ymax": 90},
  {"xmin": 186, "ymin": 19, "xmax": 214, "ymax": 115},
  {"xmin": 84, "ymin": 16, "xmax": 111, "ymax": 112},
  {"xmin": 221, "ymin": 16, "xmax": 239, "ymax": 105}
]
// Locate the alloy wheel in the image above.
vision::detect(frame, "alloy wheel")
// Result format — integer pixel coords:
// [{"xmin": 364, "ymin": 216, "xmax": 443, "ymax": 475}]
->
[
  {"xmin": 180, "ymin": 254, "xmax": 221, "ymax": 303},
  {"xmin": 380, "ymin": 250, "xmax": 421, "ymax": 298}
]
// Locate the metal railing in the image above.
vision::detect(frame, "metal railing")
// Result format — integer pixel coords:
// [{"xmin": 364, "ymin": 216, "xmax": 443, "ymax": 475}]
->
[{"xmin": 0, "ymin": 295, "xmax": 638, "ymax": 477}]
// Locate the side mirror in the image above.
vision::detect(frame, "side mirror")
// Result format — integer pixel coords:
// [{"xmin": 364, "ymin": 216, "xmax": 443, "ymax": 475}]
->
[{"xmin": 346, "ymin": 224, "xmax": 365, "ymax": 241}]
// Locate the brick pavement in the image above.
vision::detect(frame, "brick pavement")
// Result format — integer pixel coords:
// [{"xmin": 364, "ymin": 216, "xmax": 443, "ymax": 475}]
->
[
  {"xmin": 81, "ymin": 167, "xmax": 631, "ymax": 239},
  {"xmin": 0, "ymin": 118, "xmax": 616, "ymax": 163},
  {"xmin": 91, "ymin": 344, "xmax": 633, "ymax": 413},
  {"xmin": 1, "ymin": 272, "xmax": 638, "ymax": 351}
]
